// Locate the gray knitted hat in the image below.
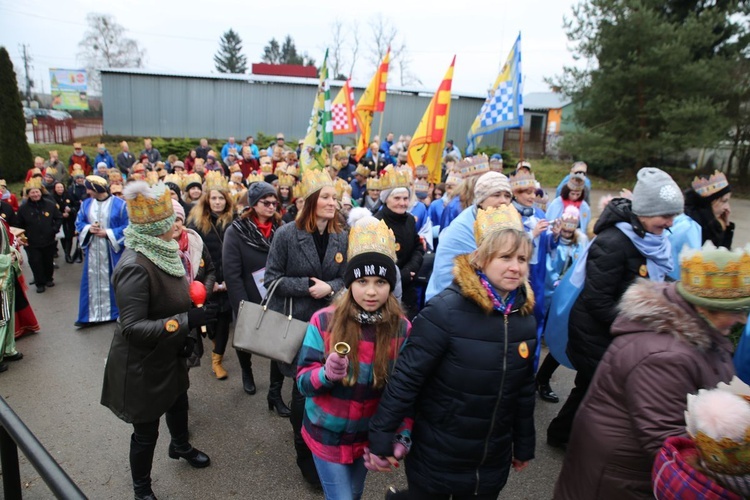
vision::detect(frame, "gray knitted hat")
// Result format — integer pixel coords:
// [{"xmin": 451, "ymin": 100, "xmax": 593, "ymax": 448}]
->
[
  {"xmin": 247, "ymin": 181, "xmax": 277, "ymax": 208},
  {"xmin": 631, "ymin": 168, "xmax": 684, "ymax": 217}
]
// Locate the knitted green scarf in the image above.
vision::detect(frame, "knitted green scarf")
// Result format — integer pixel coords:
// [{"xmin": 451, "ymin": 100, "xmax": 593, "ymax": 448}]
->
[{"xmin": 124, "ymin": 214, "xmax": 185, "ymax": 277}]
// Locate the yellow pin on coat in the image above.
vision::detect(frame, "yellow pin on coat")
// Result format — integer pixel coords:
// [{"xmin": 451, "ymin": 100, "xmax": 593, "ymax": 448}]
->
[
  {"xmin": 334, "ymin": 252, "xmax": 343, "ymax": 264},
  {"xmin": 518, "ymin": 342, "xmax": 529, "ymax": 359},
  {"xmin": 639, "ymin": 264, "xmax": 648, "ymax": 277},
  {"xmin": 165, "ymin": 319, "xmax": 179, "ymax": 333}
]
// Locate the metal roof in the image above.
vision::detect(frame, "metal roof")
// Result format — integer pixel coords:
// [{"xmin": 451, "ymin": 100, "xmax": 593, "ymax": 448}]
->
[{"xmin": 524, "ymin": 92, "xmax": 571, "ymax": 110}]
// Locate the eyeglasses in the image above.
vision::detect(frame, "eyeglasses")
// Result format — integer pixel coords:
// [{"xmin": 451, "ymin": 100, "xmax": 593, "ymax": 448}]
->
[
  {"xmin": 258, "ymin": 200, "xmax": 278, "ymax": 208},
  {"xmin": 572, "ymin": 171, "xmax": 587, "ymax": 176}
]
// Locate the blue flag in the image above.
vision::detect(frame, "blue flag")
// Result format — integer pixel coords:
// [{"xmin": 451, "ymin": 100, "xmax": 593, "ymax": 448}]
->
[{"xmin": 466, "ymin": 33, "xmax": 523, "ymax": 156}]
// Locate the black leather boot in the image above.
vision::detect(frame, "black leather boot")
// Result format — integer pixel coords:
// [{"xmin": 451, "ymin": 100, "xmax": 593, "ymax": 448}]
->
[
  {"xmin": 74, "ymin": 248, "xmax": 83, "ymax": 263},
  {"xmin": 267, "ymin": 369, "xmax": 291, "ymax": 417},
  {"xmin": 168, "ymin": 433, "xmax": 210, "ymax": 468},
  {"xmin": 236, "ymin": 350, "xmax": 256, "ymax": 395},
  {"xmin": 130, "ymin": 433, "xmax": 157, "ymax": 500},
  {"xmin": 63, "ymin": 239, "xmax": 74, "ymax": 264}
]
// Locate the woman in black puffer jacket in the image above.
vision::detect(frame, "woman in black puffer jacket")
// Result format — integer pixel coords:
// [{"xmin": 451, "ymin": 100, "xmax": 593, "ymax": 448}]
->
[{"xmin": 368, "ymin": 208, "xmax": 537, "ymax": 499}]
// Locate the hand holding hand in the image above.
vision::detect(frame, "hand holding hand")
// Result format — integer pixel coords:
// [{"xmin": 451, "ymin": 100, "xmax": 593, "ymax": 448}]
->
[
  {"xmin": 324, "ymin": 352, "xmax": 348, "ymax": 382},
  {"xmin": 512, "ymin": 458, "xmax": 530, "ymax": 472},
  {"xmin": 363, "ymin": 448, "xmax": 396, "ymax": 472},
  {"xmin": 393, "ymin": 442, "xmax": 408, "ymax": 460},
  {"xmin": 309, "ymin": 277, "xmax": 332, "ymax": 299}
]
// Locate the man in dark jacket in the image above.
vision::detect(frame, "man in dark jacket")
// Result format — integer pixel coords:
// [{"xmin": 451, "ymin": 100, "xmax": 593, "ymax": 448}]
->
[
  {"xmin": 16, "ymin": 184, "xmax": 62, "ymax": 292},
  {"xmin": 547, "ymin": 168, "xmax": 684, "ymax": 449}
]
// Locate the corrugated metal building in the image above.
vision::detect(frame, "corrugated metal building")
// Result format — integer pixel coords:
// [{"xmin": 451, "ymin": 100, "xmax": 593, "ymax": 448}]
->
[{"xmin": 100, "ymin": 68, "xmax": 507, "ymax": 151}]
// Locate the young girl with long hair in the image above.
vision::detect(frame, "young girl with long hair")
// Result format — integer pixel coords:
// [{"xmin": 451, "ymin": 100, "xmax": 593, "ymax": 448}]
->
[{"xmin": 297, "ymin": 216, "xmax": 411, "ymax": 500}]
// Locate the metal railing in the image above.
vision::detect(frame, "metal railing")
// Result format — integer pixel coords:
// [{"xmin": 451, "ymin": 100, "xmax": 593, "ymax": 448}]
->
[{"xmin": 0, "ymin": 395, "xmax": 87, "ymax": 499}]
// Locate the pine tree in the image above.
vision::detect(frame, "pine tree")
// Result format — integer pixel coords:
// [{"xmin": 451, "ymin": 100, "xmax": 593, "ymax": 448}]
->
[
  {"xmin": 0, "ymin": 47, "xmax": 33, "ymax": 182},
  {"xmin": 553, "ymin": 0, "xmax": 747, "ymax": 173},
  {"xmin": 214, "ymin": 29, "xmax": 248, "ymax": 74}
]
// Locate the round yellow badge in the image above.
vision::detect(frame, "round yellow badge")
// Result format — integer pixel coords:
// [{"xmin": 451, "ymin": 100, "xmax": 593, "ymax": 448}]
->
[
  {"xmin": 199, "ymin": 259, "xmax": 205, "ymax": 268},
  {"xmin": 165, "ymin": 319, "xmax": 179, "ymax": 333},
  {"xmin": 518, "ymin": 342, "xmax": 529, "ymax": 359},
  {"xmin": 334, "ymin": 252, "xmax": 343, "ymax": 264},
  {"xmin": 639, "ymin": 264, "xmax": 648, "ymax": 277},
  {"xmin": 44, "ymin": 212, "xmax": 50, "ymax": 217}
]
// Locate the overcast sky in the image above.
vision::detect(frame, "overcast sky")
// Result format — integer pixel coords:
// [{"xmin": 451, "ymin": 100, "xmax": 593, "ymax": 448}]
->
[{"xmin": 1, "ymin": 0, "xmax": 582, "ymax": 98}]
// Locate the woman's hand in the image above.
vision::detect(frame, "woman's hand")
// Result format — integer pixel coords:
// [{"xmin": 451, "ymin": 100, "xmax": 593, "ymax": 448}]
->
[
  {"xmin": 363, "ymin": 448, "xmax": 398, "ymax": 472},
  {"xmin": 213, "ymin": 282, "xmax": 226, "ymax": 293},
  {"xmin": 512, "ymin": 458, "xmax": 530, "ymax": 472},
  {"xmin": 533, "ymin": 219, "xmax": 550, "ymax": 238},
  {"xmin": 718, "ymin": 207, "xmax": 731, "ymax": 229},
  {"xmin": 309, "ymin": 277, "xmax": 332, "ymax": 299}
]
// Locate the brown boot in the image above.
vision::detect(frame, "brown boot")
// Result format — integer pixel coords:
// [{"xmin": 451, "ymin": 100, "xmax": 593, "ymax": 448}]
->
[{"xmin": 211, "ymin": 352, "xmax": 228, "ymax": 380}]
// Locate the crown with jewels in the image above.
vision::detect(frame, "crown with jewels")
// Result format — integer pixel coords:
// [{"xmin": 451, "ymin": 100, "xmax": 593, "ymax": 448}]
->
[
  {"xmin": 275, "ymin": 161, "xmax": 288, "ymax": 175},
  {"xmin": 260, "ymin": 157, "xmax": 273, "ymax": 174},
  {"xmin": 510, "ymin": 171, "xmax": 536, "ymax": 191},
  {"xmin": 685, "ymin": 377, "xmax": 750, "ymax": 496},
  {"xmin": 445, "ymin": 173, "xmax": 463, "ymax": 185},
  {"xmin": 124, "ymin": 181, "xmax": 174, "ymax": 224},
  {"xmin": 204, "ymin": 170, "xmax": 229, "ymax": 192},
  {"xmin": 348, "ymin": 219, "xmax": 397, "ymax": 262},
  {"xmin": 458, "ymin": 155, "xmax": 490, "ymax": 178},
  {"xmin": 366, "ymin": 177, "xmax": 382, "ymax": 190},
  {"xmin": 163, "ymin": 173, "xmax": 183, "ymax": 189},
  {"xmin": 286, "ymin": 165, "xmax": 300, "ymax": 178},
  {"xmin": 692, "ymin": 171, "xmax": 729, "ymax": 198},
  {"xmin": 474, "ymin": 205, "xmax": 524, "ymax": 244},
  {"xmin": 183, "ymin": 173, "xmax": 203, "ymax": 189},
  {"xmin": 677, "ymin": 242, "xmax": 750, "ymax": 309},
  {"xmin": 334, "ymin": 178, "xmax": 352, "ymax": 200},
  {"xmin": 300, "ymin": 168, "xmax": 334, "ymax": 199},
  {"xmin": 278, "ymin": 173, "xmax": 296, "ymax": 188},
  {"xmin": 561, "ymin": 206, "xmax": 581, "ymax": 231},
  {"xmin": 246, "ymin": 172, "xmax": 264, "ymax": 185},
  {"xmin": 414, "ymin": 179, "xmax": 429, "ymax": 195},
  {"xmin": 489, "ymin": 156, "xmax": 504, "ymax": 172},
  {"xmin": 415, "ymin": 164, "xmax": 429, "ymax": 178},
  {"xmin": 379, "ymin": 167, "xmax": 412, "ymax": 191}
]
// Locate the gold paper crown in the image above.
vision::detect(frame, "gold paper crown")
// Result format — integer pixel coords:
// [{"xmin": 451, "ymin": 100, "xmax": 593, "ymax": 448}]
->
[
  {"xmin": 45, "ymin": 167, "xmax": 58, "ymax": 177},
  {"xmin": 334, "ymin": 178, "xmax": 352, "ymax": 200},
  {"xmin": 184, "ymin": 173, "xmax": 203, "ymax": 188},
  {"xmin": 458, "ymin": 155, "xmax": 490, "ymax": 178},
  {"xmin": 293, "ymin": 183, "xmax": 305, "ymax": 199},
  {"xmin": 510, "ymin": 171, "xmax": 536, "ymax": 190},
  {"xmin": 677, "ymin": 242, "xmax": 750, "ymax": 307},
  {"xmin": 347, "ymin": 219, "xmax": 397, "ymax": 261},
  {"xmin": 286, "ymin": 165, "xmax": 300, "ymax": 178},
  {"xmin": 71, "ymin": 165, "xmax": 85, "ymax": 176},
  {"xmin": 124, "ymin": 182, "xmax": 174, "ymax": 224},
  {"xmin": 163, "ymin": 173, "xmax": 183, "ymax": 189},
  {"xmin": 300, "ymin": 169, "xmax": 334, "ymax": 199},
  {"xmin": 260, "ymin": 159, "xmax": 273, "ymax": 175},
  {"xmin": 474, "ymin": 205, "xmax": 524, "ymax": 244},
  {"xmin": 145, "ymin": 171, "xmax": 160, "ymax": 186},
  {"xmin": 692, "ymin": 170, "xmax": 729, "ymax": 198},
  {"xmin": 366, "ymin": 177, "xmax": 382, "ymax": 190},
  {"xmin": 379, "ymin": 168, "xmax": 412, "ymax": 191},
  {"xmin": 275, "ymin": 161, "xmax": 288, "ymax": 175},
  {"xmin": 278, "ymin": 173, "xmax": 296, "ymax": 188},
  {"xmin": 246, "ymin": 173, "xmax": 265, "ymax": 185},
  {"xmin": 108, "ymin": 169, "xmax": 123, "ymax": 184},
  {"xmin": 24, "ymin": 177, "xmax": 44, "ymax": 191},
  {"xmin": 229, "ymin": 164, "xmax": 241, "ymax": 174},
  {"xmin": 204, "ymin": 170, "xmax": 229, "ymax": 192},
  {"xmin": 355, "ymin": 164, "xmax": 370, "ymax": 177}
]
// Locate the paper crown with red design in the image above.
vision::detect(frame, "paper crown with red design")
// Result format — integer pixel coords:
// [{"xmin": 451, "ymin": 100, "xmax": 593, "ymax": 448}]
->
[
  {"xmin": 445, "ymin": 173, "xmax": 462, "ymax": 186},
  {"xmin": 457, "ymin": 155, "xmax": 490, "ymax": 178},
  {"xmin": 692, "ymin": 170, "xmax": 730, "ymax": 198},
  {"xmin": 379, "ymin": 167, "xmax": 412, "ymax": 191},
  {"xmin": 474, "ymin": 204, "xmax": 524, "ymax": 245}
]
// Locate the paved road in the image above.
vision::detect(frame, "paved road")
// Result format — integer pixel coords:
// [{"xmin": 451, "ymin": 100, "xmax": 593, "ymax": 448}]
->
[{"xmin": 3, "ymin": 194, "xmax": 748, "ymax": 499}]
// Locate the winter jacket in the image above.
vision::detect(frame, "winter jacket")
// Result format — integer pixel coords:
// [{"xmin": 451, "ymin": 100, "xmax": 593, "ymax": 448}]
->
[
  {"xmin": 94, "ymin": 151, "xmax": 115, "ymax": 170},
  {"xmin": 222, "ymin": 217, "xmax": 277, "ymax": 317},
  {"xmin": 16, "ymin": 197, "xmax": 62, "ymax": 248},
  {"xmin": 188, "ymin": 213, "xmax": 232, "ymax": 312},
  {"xmin": 297, "ymin": 306, "xmax": 411, "ymax": 464},
  {"xmin": 425, "ymin": 205, "xmax": 477, "ymax": 302},
  {"xmin": 684, "ymin": 203, "xmax": 734, "ymax": 249},
  {"xmin": 553, "ymin": 281, "xmax": 736, "ymax": 500},
  {"xmin": 567, "ymin": 198, "xmax": 647, "ymax": 378},
  {"xmin": 180, "ymin": 227, "xmax": 215, "ymax": 292},
  {"xmin": 116, "ymin": 151, "xmax": 136, "ymax": 174},
  {"xmin": 100, "ymin": 249, "xmax": 192, "ymax": 423},
  {"xmin": 369, "ymin": 254, "xmax": 537, "ymax": 496},
  {"xmin": 264, "ymin": 222, "xmax": 348, "ymax": 323}
]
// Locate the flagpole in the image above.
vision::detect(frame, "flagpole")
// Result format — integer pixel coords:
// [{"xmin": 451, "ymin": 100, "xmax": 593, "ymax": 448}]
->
[
  {"xmin": 519, "ymin": 126, "xmax": 524, "ymax": 161},
  {"xmin": 377, "ymin": 112, "xmax": 384, "ymax": 144}
]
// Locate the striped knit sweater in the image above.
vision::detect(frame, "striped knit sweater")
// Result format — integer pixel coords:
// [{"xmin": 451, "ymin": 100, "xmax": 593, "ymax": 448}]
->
[{"xmin": 297, "ymin": 305, "xmax": 412, "ymax": 464}]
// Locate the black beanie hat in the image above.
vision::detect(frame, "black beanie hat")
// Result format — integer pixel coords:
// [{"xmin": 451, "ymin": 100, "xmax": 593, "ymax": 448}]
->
[{"xmin": 344, "ymin": 252, "xmax": 398, "ymax": 290}]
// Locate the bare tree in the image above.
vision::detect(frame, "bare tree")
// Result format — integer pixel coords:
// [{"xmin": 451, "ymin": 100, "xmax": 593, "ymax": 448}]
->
[
  {"xmin": 348, "ymin": 21, "xmax": 360, "ymax": 79},
  {"xmin": 394, "ymin": 42, "xmax": 421, "ymax": 86},
  {"xmin": 328, "ymin": 19, "xmax": 348, "ymax": 80},
  {"xmin": 368, "ymin": 14, "xmax": 398, "ymax": 67},
  {"xmin": 77, "ymin": 13, "xmax": 145, "ymax": 93}
]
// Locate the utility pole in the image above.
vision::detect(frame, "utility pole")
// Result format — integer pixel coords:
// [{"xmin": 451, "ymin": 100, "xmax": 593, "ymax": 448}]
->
[{"xmin": 20, "ymin": 44, "xmax": 33, "ymax": 105}]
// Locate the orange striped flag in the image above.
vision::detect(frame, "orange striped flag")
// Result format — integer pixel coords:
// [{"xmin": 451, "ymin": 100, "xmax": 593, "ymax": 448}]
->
[
  {"xmin": 355, "ymin": 50, "xmax": 391, "ymax": 160},
  {"xmin": 407, "ymin": 56, "xmax": 455, "ymax": 183},
  {"xmin": 332, "ymin": 79, "xmax": 357, "ymax": 135}
]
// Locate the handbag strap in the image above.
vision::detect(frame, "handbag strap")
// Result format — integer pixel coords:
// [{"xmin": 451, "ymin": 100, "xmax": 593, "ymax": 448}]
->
[{"xmin": 260, "ymin": 278, "xmax": 282, "ymax": 307}]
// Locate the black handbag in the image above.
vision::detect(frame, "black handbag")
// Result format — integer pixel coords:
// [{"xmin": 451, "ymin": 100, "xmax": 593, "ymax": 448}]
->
[{"xmin": 232, "ymin": 279, "xmax": 308, "ymax": 364}]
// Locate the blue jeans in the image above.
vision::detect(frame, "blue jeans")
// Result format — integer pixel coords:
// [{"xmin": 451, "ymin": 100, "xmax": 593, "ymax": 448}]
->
[{"xmin": 312, "ymin": 455, "xmax": 367, "ymax": 500}]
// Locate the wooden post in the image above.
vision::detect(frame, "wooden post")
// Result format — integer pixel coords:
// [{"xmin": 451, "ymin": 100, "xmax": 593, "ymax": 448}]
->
[
  {"xmin": 377, "ymin": 112, "xmax": 384, "ymax": 145},
  {"xmin": 519, "ymin": 126, "xmax": 524, "ymax": 161}
]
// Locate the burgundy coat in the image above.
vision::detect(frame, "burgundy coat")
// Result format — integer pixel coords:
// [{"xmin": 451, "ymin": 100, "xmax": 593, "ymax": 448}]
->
[{"xmin": 553, "ymin": 280, "xmax": 736, "ymax": 500}]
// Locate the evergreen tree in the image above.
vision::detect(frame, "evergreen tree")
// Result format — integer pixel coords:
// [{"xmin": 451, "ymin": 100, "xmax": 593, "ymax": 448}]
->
[
  {"xmin": 214, "ymin": 29, "xmax": 248, "ymax": 74},
  {"xmin": 0, "ymin": 47, "xmax": 32, "ymax": 182},
  {"xmin": 553, "ymin": 0, "xmax": 747, "ymax": 173},
  {"xmin": 262, "ymin": 35, "xmax": 316, "ymax": 66}
]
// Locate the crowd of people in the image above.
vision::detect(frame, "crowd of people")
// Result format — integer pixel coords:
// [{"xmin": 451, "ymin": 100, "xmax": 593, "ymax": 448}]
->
[{"xmin": 1, "ymin": 133, "xmax": 747, "ymax": 500}]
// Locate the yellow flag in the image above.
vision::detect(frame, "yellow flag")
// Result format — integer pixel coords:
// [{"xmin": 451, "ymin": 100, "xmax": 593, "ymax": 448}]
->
[
  {"xmin": 355, "ymin": 50, "xmax": 391, "ymax": 160},
  {"xmin": 407, "ymin": 57, "xmax": 455, "ymax": 183}
]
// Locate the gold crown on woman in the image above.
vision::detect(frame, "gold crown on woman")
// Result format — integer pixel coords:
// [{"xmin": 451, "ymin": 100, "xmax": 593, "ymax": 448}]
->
[
  {"xmin": 145, "ymin": 170, "xmax": 160, "ymax": 186},
  {"xmin": 379, "ymin": 167, "xmax": 412, "ymax": 191},
  {"xmin": 275, "ymin": 161, "xmax": 288, "ymax": 175},
  {"xmin": 183, "ymin": 173, "xmax": 202, "ymax": 187},
  {"xmin": 204, "ymin": 170, "xmax": 228, "ymax": 192},
  {"xmin": 366, "ymin": 177, "xmax": 381, "ymax": 190},
  {"xmin": 510, "ymin": 171, "xmax": 536, "ymax": 190},
  {"xmin": 108, "ymin": 169, "xmax": 123, "ymax": 185},
  {"xmin": 246, "ymin": 172, "xmax": 264, "ymax": 185},
  {"xmin": 163, "ymin": 173, "xmax": 183, "ymax": 189},
  {"xmin": 300, "ymin": 168, "xmax": 333, "ymax": 199},
  {"xmin": 124, "ymin": 181, "xmax": 173, "ymax": 224},
  {"xmin": 24, "ymin": 177, "xmax": 44, "ymax": 192},
  {"xmin": 458, "ymin": 155, "xmax": 490, "ymax": 178},
  {"xmin": 678, "ymin": 242, "xmax": 750, "ymax": 304},
  {"xmin": 260, "ymin": 158, "xmax": 273, "ymax": 175},
  {"xmin": 334, "ymin": 178, "xmax": 352, "ymax": 200},
  {"xmin": 692, "ymin": 171, "xmax": 729, "ymax": 198},
  {"xmin": 474, "ymin": 205, "xmax": 524, "ymax": 244},
  {"xmin": 278, "ymin": 173, "xmax": 296, "ymax": 188},
  {"xmin": 348, "ymin": 219, "xmax": 397, "ymax": 261},
  {"xmin": 445, "ymin": 172, "xmax": 463, "ymax": 185},
  {"xmin": 286, "ymin": 165, "xmax": 300, "ymax": 178}
]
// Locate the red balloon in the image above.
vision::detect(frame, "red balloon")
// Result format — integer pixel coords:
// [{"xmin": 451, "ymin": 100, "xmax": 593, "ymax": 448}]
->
[{"xmin": 189, "ymin": 281, "xmax": 207, "ymax": 306}]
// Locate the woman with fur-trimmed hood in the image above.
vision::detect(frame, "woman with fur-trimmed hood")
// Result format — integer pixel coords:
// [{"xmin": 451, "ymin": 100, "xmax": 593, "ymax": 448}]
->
[
  {"xmin": 553, "ymin": 242, "xmax": 746, "ymax": 500},
  {"xmin": 368, "ymin": 205, "xmax": 537, "ymax": 498}
]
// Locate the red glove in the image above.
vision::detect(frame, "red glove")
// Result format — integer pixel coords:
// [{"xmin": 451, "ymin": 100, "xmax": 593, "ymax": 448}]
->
[{"xmin": 324, "ymin": 352, "xmax": 348, "ymax": 382}]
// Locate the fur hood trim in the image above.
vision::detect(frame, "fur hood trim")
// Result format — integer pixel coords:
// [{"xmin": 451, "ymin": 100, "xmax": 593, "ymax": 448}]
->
[
  {"xmin": 452, "ymin": 254, "xmax": 534, "ymax": 315},
  {"xmin": 615, "ymin": 279, "xmax": 714, "ymax": 350}
]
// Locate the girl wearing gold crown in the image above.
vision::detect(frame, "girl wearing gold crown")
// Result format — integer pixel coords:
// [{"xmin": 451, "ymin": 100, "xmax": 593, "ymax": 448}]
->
[
  {"xmin": 297, "ymin": 214, "xmax": 411, "ymax": 500},
  {"xmin": 186, "ymin": 175, "xmax": 235, "ymax": 381},
  {"xmin": 265, "ymin": 169, "xmax": 348, "ymax": 487},
  {"xmin": 369, "ymin": 205, "xmax": 537, "ymax": 499},
  {"xmin": 684, "ymin": 171, "xmax": 734, "ymax": 249}
]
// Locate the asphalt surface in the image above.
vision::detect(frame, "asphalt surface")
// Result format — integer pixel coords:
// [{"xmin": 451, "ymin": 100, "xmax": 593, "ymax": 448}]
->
[{"xmin": 2, "ymin": 192, "xmax": 749, "ymax": 500}]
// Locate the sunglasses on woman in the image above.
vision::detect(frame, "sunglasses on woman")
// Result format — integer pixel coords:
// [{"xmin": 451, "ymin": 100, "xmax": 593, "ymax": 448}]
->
[{"xmin": 258, "ymin": 200, "xmax": 278, "ymax": 208}]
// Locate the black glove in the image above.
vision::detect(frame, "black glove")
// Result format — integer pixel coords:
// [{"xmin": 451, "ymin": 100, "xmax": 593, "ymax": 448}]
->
[
  {"xmin": 204, "ymin": 303, "xmax": 219, "ymax": 327},
  {"xmin": 180, "ymin": 336, "xmax": 196, "ymax": 358},
  {"xmin": 187, "ymin": 307, "xmax": 207, "ymax": 330}
]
